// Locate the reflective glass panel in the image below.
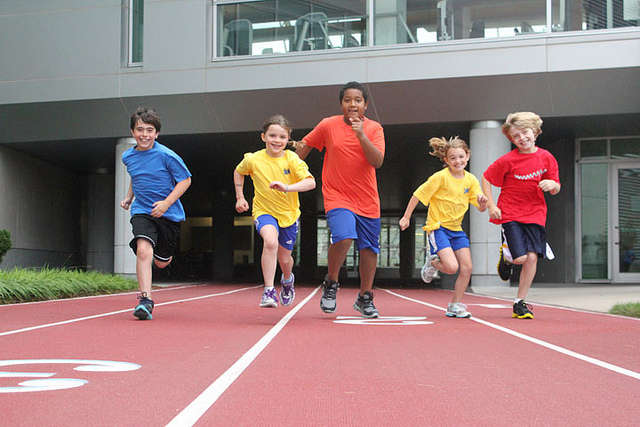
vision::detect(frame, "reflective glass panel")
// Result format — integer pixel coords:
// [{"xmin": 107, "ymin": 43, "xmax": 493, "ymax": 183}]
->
[
  {"xmin": 378, "ymin": 217, "xmax": 400, "ymax": 268},
  {"xmin": 580, "ymin": 163, "xmax": 608, "ymax": 279},
  {"xmin": 611, "ymin": 137, "xmax": 640, "ymax": 159},
  {"xmin": 580, "ymin": 139, "xmax": 607, "ymax": 159},
  {"xmin": 414, "ymin": 216, "xmax": 428, "ymax": 272},
  {"xmin": 617, "ymin": 168, "xmax": 640, "ymax": 273},
  {"xmin": 130, "ymin": 0, "xmax": 144, "ymax": 64},
  {"xmin": 553, "ymin": 0, "xmax": 640, "ymax": 32},
  {"xmin": 217, "ymin": 0, "xmax": 367, "ymax": 57}
]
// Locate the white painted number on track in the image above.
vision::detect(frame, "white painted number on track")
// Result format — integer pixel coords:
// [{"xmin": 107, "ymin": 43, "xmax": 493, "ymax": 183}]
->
[
  {"xmin": 0, "ymin": 359, "xmax": 141, "ymax": 393},
  {"xmin": 334, "ymin": 316, "xmax": 433, "ymax": 325}
]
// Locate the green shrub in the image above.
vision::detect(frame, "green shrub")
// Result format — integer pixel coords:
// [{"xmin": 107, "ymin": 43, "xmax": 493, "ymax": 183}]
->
[
  {"xmin": 0, "ymin": 230, "xmax": 11, "ymax": 264},
  {"xmin": 609, "ymin": 302, "xmax": 640, "ymax": 318}
]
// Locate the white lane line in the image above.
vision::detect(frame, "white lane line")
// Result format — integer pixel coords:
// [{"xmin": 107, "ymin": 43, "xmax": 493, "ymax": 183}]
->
[
  {"xmin": 0, "ymin": 286, "xmax": 259, "ymax": 337},
  {"xmin": 0, "ymin": 284, "xmax": 201, "ymax": 308},
  {"xmin": 382, "ymin": 288, "xmax": 640, "ymax": 381},
  {"xmin": 166, "ymin": 286, "xmax": 320, "ymax": 427}
]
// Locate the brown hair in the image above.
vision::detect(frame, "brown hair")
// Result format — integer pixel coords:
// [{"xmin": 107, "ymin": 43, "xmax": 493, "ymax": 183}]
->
[
  {"xmin": 428, "ymin": 136, "xmax": 470, "ymax": 163},
  {"xmin": 262, "ymin": 114, "xmax": 291, "ymax": 135},
  {"xmin": 130, "ymin": 106, "xmax": 161, "ymax": 131},
  {"xmin": 502, "ymin": 112, "xmax": 543, "ymax": 139}
]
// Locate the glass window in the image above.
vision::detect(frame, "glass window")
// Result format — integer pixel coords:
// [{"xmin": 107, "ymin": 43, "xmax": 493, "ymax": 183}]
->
[
  {"xmin": 216, "ymin": 0, "xmax": 367, "ymax": 57},
  {"xmin": 580, "ymin": 139, "xmax": 607, "ymax": 159},
  {"xmin": 553, "ymin": 0, "xmax": 639, "ymax": 32},
  {"xmin": 580, "ymin": 163, "xmax": 608, "ymax": 279},
  {"xmin": 414, "ymin": 216, "xmax": 428, "ymax": 271},
  {"xmin": 374, "ymin": 0, "xmax": 546, "ymax": 45},
  {"xmin": 378, "ymin": 217, "xmax": 400, "ymax": 268},
  {"xmin": 129, "ymin": 0, "xmax": 144, "ymax": 65},
  {"xmin": 611, "ymin": 137, "xmax": 640, "ymax": 159},
  {"xmin": 317, "ymin": 218, "xmax": 329, "ymax": 266}
]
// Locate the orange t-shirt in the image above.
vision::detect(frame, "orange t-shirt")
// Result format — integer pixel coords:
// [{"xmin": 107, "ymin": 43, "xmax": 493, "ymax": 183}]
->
[{"xmin": 303, "ymin": 115, "xmax": 385, "ymax": 218}]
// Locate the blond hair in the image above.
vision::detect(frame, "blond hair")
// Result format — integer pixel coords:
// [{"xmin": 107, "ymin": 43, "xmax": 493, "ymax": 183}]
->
[
  {"xmin": 502, "ymin": 112, "xmax": 543, "ymax": 138},
  {"xmin": 429, "ymin": 136, "xmax": 470, "ymax": 163}
]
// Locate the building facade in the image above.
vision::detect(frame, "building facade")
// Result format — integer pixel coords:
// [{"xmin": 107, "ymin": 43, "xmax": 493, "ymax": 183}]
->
[{"xmin": 1, "ymin": 0, "xmax": 639, "ymax": 286}]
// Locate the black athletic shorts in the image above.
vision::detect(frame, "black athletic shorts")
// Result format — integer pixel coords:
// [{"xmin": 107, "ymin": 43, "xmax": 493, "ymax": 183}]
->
[
  {"xmin": 502, "ymin": 221, "xmax": 546, "ymax": 260},
  {"xmin": 129, "ymin": 214, "xmax": 180, "ymax": 262}
]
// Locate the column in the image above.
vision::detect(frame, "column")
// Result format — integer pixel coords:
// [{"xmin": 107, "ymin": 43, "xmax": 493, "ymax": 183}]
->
[
  {"xmin": 114, "ymin": 138, "xmax": 136, "ymax": 279},
  {"xmin": 469, "ymin": 121, "xmax": 510, "ymax": 287}
]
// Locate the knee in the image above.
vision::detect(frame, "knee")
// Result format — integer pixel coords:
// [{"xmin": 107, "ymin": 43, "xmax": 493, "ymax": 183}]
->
[
  {"xmin": 154, "ymin": 257, "xmax": 172, "ymax": 269},
  {"xmin": 136, "ymin": 240, "xmax": 153, "ymax": 261},
  {"xmin": 512, "ymin": 255, "xmax": 528, "ymax": 265},
  {"xmin": 439, "ymin": 259, "xmax": 459, "ymax": 275},
  {"xmin": 262, "ymin": 238, "xmax": 279, "ymax": 252},
  {"xmin": 458, "ymin": 262, "xmax": 473, "ymax": 276}
]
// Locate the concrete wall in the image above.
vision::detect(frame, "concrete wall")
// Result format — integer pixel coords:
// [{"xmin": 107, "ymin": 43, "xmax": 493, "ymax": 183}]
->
[{"xmin": 0, "ymin": 145, "xmax": 81, "ymax": 269}]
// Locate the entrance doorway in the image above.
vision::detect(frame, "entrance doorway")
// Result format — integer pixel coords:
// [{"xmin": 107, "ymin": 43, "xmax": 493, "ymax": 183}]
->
[{"xmin": 612, "ymin": 165, "xmax": 640, "ymax": 282}]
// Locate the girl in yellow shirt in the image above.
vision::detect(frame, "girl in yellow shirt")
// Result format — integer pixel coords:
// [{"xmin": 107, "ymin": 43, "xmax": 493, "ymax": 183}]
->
[
  {"xmin": 399, "ymin": 137, "xmax": 487, "ymax": 318},
  {"xmin": 234, "ymin": 115, "xmax": 316, "ymax": 307}
]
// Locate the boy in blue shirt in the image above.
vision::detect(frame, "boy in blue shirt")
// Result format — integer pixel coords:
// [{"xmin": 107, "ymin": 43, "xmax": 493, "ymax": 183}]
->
[{"xmin": 120, "ymin": 107, "xmax": 192, "ymax": 320}]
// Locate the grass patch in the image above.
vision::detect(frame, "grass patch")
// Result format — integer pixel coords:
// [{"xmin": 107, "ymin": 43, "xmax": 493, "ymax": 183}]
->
[
  {"xmin": 0, "ymin": 267, "xmax": 137, "ymax": 304},
  {"xmin": 609, "ymin": 302, "xmax": 640, "ymax": 318}
]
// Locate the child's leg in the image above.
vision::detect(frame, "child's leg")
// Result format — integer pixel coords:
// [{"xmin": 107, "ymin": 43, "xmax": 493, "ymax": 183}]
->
[
  {"xmin": 514, "ymin": 252, "xmax": 538, "ymax": 299},
  {"xmin": 433, "ymin": 247, "xmax": 458, "ymax": 275},
  {"xmin": 135, "ymin": 238, "xmax": 154, "ymax": 297},
  {"xmin": 327, "ymin": 239, "xmax": 353, "ymax": 282},
  {"xmin": 451, "ymin": 247, "xmax": 472, "ymax": 303},
  {"xmin": 154, "ymin": 256, "xmax": 172, "ymax": 269},
  {"xmin": 259, "ymin": 225, "xmax": 279, "ymax": 287},
  {"xmin": 277, "ymin": 245, "xmax": 294, "ymax": 281},
  {"xmin": 358, "ymin": 248, "xmax": 377, "ymax": 293}
]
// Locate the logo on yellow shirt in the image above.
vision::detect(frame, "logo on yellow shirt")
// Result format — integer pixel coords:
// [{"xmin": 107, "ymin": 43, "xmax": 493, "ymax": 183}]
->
[{"xmin": 283, "ymin": 169, "xmax": 290, "ymax": 175}]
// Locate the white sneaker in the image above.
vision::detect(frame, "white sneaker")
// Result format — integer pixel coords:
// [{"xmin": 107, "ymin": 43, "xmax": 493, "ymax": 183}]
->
[
  {"xmin": 421, "ymin": 255, "xmax": 439, "ymax": 283},
  {"xmin": 446, "ymin": 302, "xmax": 471, "ymax": 318},
  {"xmin": 259, "ymin": 288, "xmax": 279, "ymax": 308}
]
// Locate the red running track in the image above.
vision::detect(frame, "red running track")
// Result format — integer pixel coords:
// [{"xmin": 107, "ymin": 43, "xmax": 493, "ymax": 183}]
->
[{"xmin": 1, "ymin": 283, "xmax": 639, "ymax": 426}]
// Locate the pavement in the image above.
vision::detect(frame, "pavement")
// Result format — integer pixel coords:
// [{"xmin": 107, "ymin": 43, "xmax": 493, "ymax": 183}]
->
[{"xmin": 471, "ymin": 284, "xmax": 640, "ymax": 313}]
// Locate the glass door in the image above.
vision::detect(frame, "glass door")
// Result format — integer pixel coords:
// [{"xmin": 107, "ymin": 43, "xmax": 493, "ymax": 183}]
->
[{"xmin": 612, "ymin": 165, "xmax": 640, "ymax": 282}]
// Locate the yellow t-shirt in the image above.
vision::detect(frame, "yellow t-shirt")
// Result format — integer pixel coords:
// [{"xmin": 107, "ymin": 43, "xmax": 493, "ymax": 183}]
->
[
  {"xmin": 235, "ymin": 149, "xmax": 313, "ymax": 228},
  {"xmin": 414, "ymin": 168, "xmax": 482, "ymax": 232}
]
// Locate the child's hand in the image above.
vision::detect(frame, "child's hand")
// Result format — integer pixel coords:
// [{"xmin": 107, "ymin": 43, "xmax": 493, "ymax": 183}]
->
[
  {"xmin": 488, "ymin": 204, "xmax": 502, "ymax": 220},
  {"xmin": 151, "ymin": 200, "xmax": 170, "ymax": 218},
  {"xmin": 539, "ymin": 179, "xmax": 558, "ymax": 193},
  {"xmin": 235, "ymin": 198, "xmax": 249, "ymax": 213},
  {"xmin": 399, "ymin": 217, "xmax": 410, "ymax": 231},
  {"xmin": 349, "ymin": 116, "xmax": 364, "ymax": 136},
  {"xmin": 269, "ymin": 181, "xmax": 289, "ymax": 193},
  {"xmin": 120, "ymin": 198, "xmax": 132, "ymax": 210},
  {"xmin": 477, "ymin": 194, "xmax": 488, "ymax": 210}
]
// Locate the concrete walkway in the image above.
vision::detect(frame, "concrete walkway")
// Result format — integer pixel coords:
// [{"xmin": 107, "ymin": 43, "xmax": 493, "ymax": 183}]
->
[{"xmin": 471, "ymin": 284, "xmax": 640, "ymax": 313}]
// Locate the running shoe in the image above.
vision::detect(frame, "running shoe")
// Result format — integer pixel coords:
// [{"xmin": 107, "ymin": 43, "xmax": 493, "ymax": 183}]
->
[
  {"xmin": 353, "ymin": 291, "xmax": 379, "ymax": 318},
  {"xmin": 320, "ymin": 278, "xmax": 339, "ymax": 313},
  {"xmin": 133, "ymin": 295, "xmax": 154, "ymax": 320},
  {"xmin": 280, "ymin": 273, "xmax": 295, "ymax": 306},
  {"xmin": 421, "ymin": 255, "xmax": 440, "ymax": 283},
  {"xmin": 446, "ymin": 302, "xmax": 471, "ymax": 318},
  {"xmin": 260, "ymin": 287, "xmax": 279, "ymax": 308},
  {"xmin": 512, "ymin": 300, "xmax": 534, "ymax": 319},
  {"xmin": 497, "ymin": 246, "xmax": 513, "ymax": 281}
]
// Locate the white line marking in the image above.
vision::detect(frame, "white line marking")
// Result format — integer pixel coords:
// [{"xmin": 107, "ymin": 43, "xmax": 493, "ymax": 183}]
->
[
  {"xmin": 166, "ymin": 287, "xmax": 320, "ymax": 427},
  {"xmin": 382, "ymin": 288, "xmax": 640, "ymax": 381},
  {"xmin": 0, "ymin": 284, "xmax": 200, "ymax": 308},
  {"xmin": 0, "ymin": 286, "xmax": 259, "ymax": 337}
]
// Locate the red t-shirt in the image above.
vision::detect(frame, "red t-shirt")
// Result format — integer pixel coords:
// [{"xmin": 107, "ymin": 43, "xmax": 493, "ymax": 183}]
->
[
  {"xmin": 303, "ymin": 115, "xmax": 385, "ymax": 218},
  {"xmin": 483, "ymin": 147, "xmax": 559, "ymax": 226}
]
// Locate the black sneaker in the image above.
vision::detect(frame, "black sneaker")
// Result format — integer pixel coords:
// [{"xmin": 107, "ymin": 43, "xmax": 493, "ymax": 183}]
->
[
  {"xmin": 133, "ymin": 295, "xmax": 154, "ymax": 320},
  {"xmin": 512, "ymin": 300, "xmax": 534, "ymax": 319},
  {"xmin": 353, "ymin": 291, "xmax": 379, "ymax": 318},
  {"xmin": 497, "ymin": 246, "xmax": 513, "ymax": 282},
  {"xmin": 320, "ymin": 278, "xmax": 339, "ymax": 313}
]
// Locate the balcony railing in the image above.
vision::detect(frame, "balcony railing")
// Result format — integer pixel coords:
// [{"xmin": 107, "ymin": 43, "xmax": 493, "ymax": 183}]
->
[{"xmin": 213, "ymin": 0, "xmax": 639, "ymax": 58}]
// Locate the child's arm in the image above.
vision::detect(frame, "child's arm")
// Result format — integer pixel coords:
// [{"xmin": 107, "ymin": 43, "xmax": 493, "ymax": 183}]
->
[
  {"xmin": 234, "ymin": 170, "xmax": 249, "ymax": 213},
  {"xmin": 269, "ymin": 177, "xmax": 316, "ymax": 193},
  {"xmin": 293, "ymin": 140, "xmax": 313, "ymax": 161},
  {"xmin": 539, "ymin": 179, "xmax": 561, "ymax": 195},
  {"xmin": 120, "ymin": 181, "xmax": 134, "ymax": 210},
  {"xmin": 350, "ymin": 116, "xmax": 384, "ymax": 168},
  {"xmin": 399, "ymin": 196, "xmax": 420, "ymax": 231},
  {"xmin": 476, "ymin": 193, "xmax": 488, "ymax": 212},
  {"xmin": 150, "ymin": 177, "xmax": 192, "ymax": 218},
  {"xmin": 481, "ymin": 176, "xmax": 501, "ymax": 220}
]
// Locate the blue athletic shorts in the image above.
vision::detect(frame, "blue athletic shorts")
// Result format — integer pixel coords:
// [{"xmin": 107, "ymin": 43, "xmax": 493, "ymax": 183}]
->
[
  {"xmin": 502, "ymin": 221, "xmax": 546, "ymax": 259},
  {"xmin": 255, "ymin": 214, "xmax": 298, "ymax": 251},
  {"xmin": 428, "ymin": 227, "xmax": 470, "ymax": 256},
  {"xmin": 326, "ymin": 208, "xmax": 380, "ymax": 254}
]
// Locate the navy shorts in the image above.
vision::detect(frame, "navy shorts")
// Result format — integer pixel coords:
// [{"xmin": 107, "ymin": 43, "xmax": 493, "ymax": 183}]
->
[
  {"xmin": 326, "ymin": 208, "xmax": 380, "ymax": 254},
  {"xmin": 255, "ymin": 214, "xmax": 299, "ymax": 251},
  {"xmin": 428, "ymin": 227, "xmax": 470, "ymax": 256},
  {"xmin": 130, "ymin": 214, "xmax": 180, "ymax": 262},
  {"xmin": 502, "ymin": 221, "xmax": 546, "ymax": 259}
]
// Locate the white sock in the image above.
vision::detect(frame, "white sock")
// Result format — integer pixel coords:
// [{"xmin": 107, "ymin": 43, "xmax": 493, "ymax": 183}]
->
[
  {"xmin": 514, "ymin": 298, "xmax": 523, "ymax": 304},
  {"xmin": 265, "ymin": 286, "xmax": 275, "ymax": 291}
]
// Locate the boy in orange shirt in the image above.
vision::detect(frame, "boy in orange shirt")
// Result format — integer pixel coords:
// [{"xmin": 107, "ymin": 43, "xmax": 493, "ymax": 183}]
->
[{"xmin": 295, "ymin": 81, "xmax": 385, "ymax": 318}]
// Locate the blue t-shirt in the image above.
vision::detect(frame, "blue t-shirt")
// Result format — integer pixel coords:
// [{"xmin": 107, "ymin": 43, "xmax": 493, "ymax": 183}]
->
[{"xmin": 122, "ymin": 141, "xmax": 191, "ymax": 222}]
